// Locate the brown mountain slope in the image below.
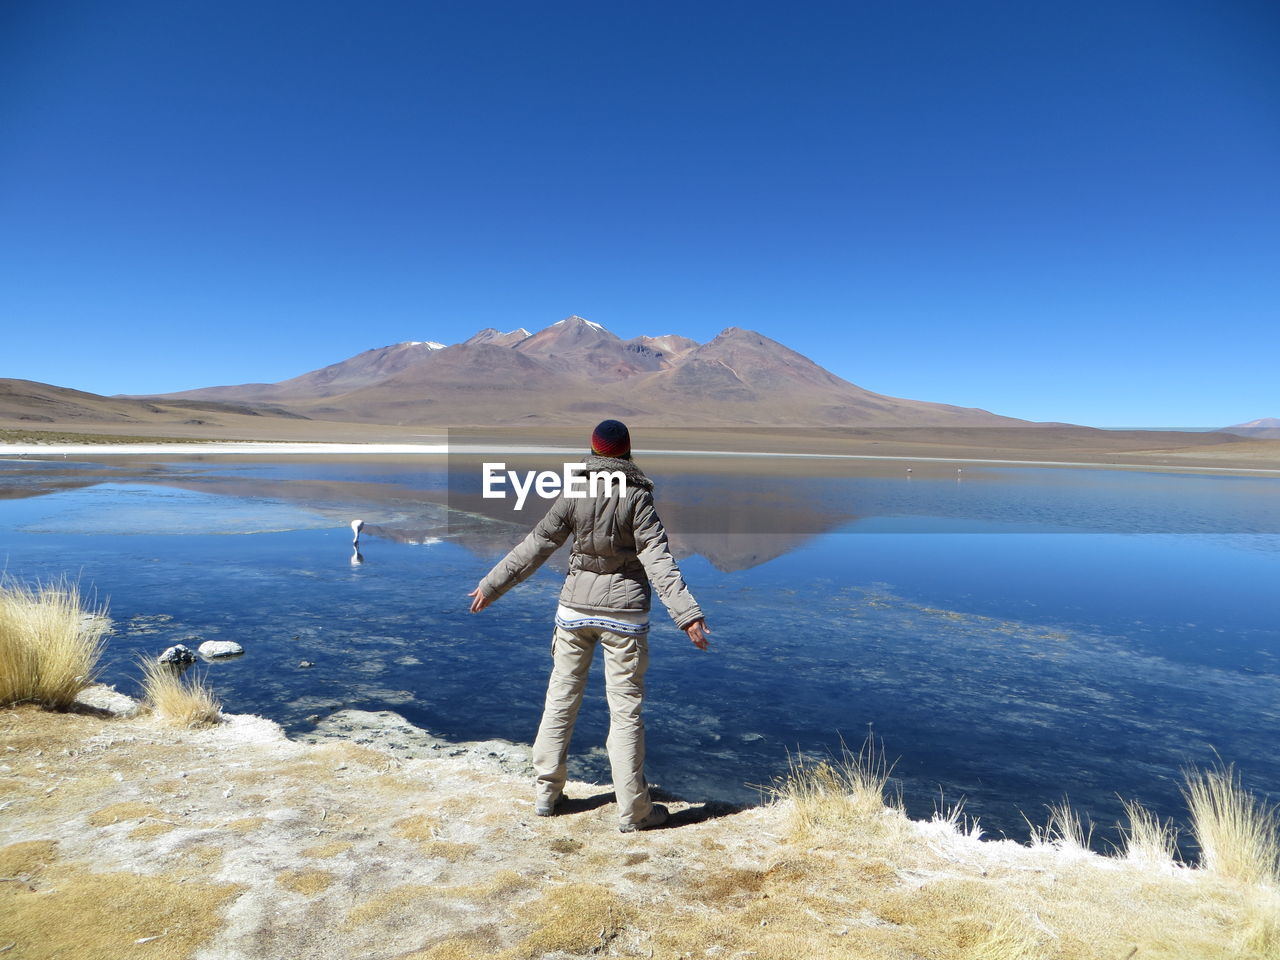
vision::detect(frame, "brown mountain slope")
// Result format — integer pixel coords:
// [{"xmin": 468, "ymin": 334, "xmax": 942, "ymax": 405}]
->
[
  {"xmin": 633, "ymin": 333, "xmax": 700, "ymax": 359},
  {"xmin": 512, "ymin": 316, "xmax": 670, "ymax": 382},
  {"xmin": 464, "ymin": 327, "xmax": 532, "ymax": 347},
  {"xmin": 293, "ymin": 343, "xmax": 612, "ymax": 424},
  {"xmin": 162, "ymin": 341, "xmax": 447, "ymax": 403},
  {"xmin": 0, "ymin": 378, "xmax": 308, "ymax": 432},
  {"xmin": 2, "ymin": 378, "xmax": 187, "ymax": 425},
  {"xmin": 622, "ymin": 328, "xmax": 1019, "ymax": 426}
]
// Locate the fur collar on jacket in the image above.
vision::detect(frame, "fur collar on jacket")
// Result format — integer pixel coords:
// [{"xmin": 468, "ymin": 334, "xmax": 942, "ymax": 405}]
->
[{"xmin": 583, "ymin": 454, "xmax": 654, "ymax": 492}]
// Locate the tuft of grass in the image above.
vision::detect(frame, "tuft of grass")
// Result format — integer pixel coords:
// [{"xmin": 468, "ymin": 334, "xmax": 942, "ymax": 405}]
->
[
  {"xmin": 277, "ymin": 868, "xmax": 335, "ymax": 897},
  {"xmin": 86, "ymin": 802, "xmax": 164, "ymax": 827},
  {"xmin": 434, "ymin": 869, "xmax": 532, "ymax": 901},
  {"xmin": 0, "ymin": 839, "xmax": 59, "ymax": 879},
  {"xmin": 515, "ymin": 883, "xmax": 631, "ymax": 957},
  {"xmin": 1234, "ymin": 887, "xmax": 1280, "ymax": 958},
  {"xmin": 343, "ymin": 884, "xmax": 437, "ymax": 931},
  {"xmin": 224, "ymin": 816, "xmax": 267, "ymax": 833},
  {"xmin": 960, "ymin": 911, "xmax": 1042, "ymax": 960},
  {"xmin": 769, "ymin": 733, "xmax": 900, "ymax": 837},
  {"xmin": 1025, "ymin": 798, "xmax": 1093, "ymax": 851},
  {"xmin": 1183, "ymin": 762, "xmax": 1280, "ymax": 886},
  {"xmin": 302, "ymin": 840, "xmax": 353, "ymax": 859},
  {"xmin": 1117, "ymin": 797, "xmax": 1179, "ymax": 866},
  {"xmin": 392, "ymin": 813, "xmax": 442, "ymax": 841},
  {"xmin": 0, "ymin": 579, "xmax": 108, "ymax": 708},
  {"xmin": 138, "ymin": 655, "xmax": 221, "ymax": 727},
  {"xmin": 932, "ymin": 791, "xmax": 984, "ymax": 840}
]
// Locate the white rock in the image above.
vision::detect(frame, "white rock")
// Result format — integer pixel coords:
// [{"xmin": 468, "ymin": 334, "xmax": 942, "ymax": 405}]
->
[
  {"xmin": 74, "ymin": 684, "xmax": 141, "ymax": 717},
  {"xmin": 198, "ymin": 640, "xmax": 245, "ymax": 659}
]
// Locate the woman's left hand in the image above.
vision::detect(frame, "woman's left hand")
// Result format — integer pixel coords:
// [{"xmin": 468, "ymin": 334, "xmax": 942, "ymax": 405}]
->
[{"xmin": 468, "ymin": 585, "xmax": 492, "ymax": 613}]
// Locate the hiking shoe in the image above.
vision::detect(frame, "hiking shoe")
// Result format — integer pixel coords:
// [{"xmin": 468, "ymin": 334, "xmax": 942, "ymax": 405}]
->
[
  {"xmin": 619, "ymin": 803, "xmax": 669, "ymax": 833},
  {"xmin": 535, "ymin": 795, "xmax": 564, "ymax": 817}
]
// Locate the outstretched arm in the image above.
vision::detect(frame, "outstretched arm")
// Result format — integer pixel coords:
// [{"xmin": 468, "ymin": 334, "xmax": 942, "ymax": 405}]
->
[
  {"xmin": 633, "ymin": 491, "xmax": 708, "ymax": 647},
  {"xmin": 468, "ymin": 497, "xmax": 572, "ymax": 613}
]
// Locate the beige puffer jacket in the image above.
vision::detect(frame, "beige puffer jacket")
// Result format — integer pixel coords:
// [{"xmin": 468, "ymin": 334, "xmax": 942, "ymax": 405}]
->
[{"xmin": 479, "ymin": 456, "xmax": 704, "ymax": 629}]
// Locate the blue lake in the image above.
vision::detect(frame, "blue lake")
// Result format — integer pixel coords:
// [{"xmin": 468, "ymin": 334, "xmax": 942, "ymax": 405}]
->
[{"xmin": 2, "ymin": 453, "xmax": 1278, "ymax": 850}]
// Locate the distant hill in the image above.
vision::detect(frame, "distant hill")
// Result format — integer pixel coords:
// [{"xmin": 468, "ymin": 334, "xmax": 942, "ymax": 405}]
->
[
  {"xmin": 0, "ymin": 378, "xmax": 308, "ymax": 431},
  {"xmin": 145, "ymin": 315, "xmax": 1025, "ymax": 427},
  {"xmin": 1221, "ymin": 418, "xmax": 1280, "ymax": 439},
  {"xmin": 165, "ymin": 341, "xmax": 447, "ymax": 402}
]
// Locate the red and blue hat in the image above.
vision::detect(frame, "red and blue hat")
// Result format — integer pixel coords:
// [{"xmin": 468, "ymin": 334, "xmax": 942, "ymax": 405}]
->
[{"xmin": 591, "ymin": 419, "xmax": 631, "ymax": 458}]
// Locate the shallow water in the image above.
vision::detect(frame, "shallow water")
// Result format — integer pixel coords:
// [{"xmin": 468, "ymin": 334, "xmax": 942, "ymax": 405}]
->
[{"xmin": 2, "ymin": 453, "xmax": 1277, "ymax": 848}]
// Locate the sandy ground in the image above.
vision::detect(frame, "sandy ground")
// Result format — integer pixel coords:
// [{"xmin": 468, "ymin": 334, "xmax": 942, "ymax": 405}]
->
[{"xmin": 2, "ymin": 687, "xmax": 1276, "ymax": 960}]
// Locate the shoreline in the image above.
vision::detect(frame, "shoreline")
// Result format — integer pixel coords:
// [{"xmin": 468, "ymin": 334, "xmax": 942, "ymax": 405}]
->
[
  {"xmin": 3, "ymin": 440, "xmax": 1279, "ymax": 477},
  {"xmin": 3, "ymin": 685, "xmax": 1275, "ymax": 959}
]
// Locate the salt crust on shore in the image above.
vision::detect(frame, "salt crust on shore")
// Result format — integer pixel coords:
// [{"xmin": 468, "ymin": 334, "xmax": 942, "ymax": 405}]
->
[
  {"xmin": 1, "ymin": 685, "xmax": 1273, "ymax": 960},
  {"xmin": 4, "ymin": 441, "xmax": 1278, "ymax": 476}
]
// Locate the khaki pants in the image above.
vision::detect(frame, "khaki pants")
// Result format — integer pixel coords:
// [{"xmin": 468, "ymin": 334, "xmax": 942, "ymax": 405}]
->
[{"xmin": 532, "ymin": 624, "xmax": 652, "ymax": 826}]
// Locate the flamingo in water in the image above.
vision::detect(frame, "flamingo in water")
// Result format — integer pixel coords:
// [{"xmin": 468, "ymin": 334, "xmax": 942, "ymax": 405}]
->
[{"xmin": 350, "ymin": 519, "xmax": 365, "ymax": 565}]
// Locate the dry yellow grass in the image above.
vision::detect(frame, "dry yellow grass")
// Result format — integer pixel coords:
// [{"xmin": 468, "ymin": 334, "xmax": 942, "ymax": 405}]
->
[
  {"xmin": 418, "ymin": 839, "xmax": 478, "ymax": 862},
  {"xmin": 769, "ymin": 733, "xmax": 902, "ymax": 839},
  {"xmin": 1184, "ymin": 762, "xmax": 1280, "ymax": 886},
  {"xmin": 277, "ymin": 868, "xmax": 335, "ymax": 896},
  {"xmin": 0, "ymin": 839, "xmax": 59, "ymax": 878},
  {"xmin": 513, "ymin": 883, "xmax": 631, "ymax": 957},
  {"xmin": 128, "ymin": 820, "xmax": 178, "ymax": 840},
  {"xmin": 406, "ymin": 934, "xmax": 501, "ymax": 960},
  {"xmin": 342, "ymin": 883, "xmax": 437, "ymax": 930},
  {"xmin": 224, "ymin": 815, "xmax": 268, "ymax": 832},
  {"xmin": 434, "ymin": 869, "xmax": 531, "ymax": 901},
  {"xmin": 0, "ymin": 580, "xmax": 108, "ymax": 708},
  {"xmin": 138, "ymin": 654, "xmax": 222, "ymax": 726},
  {"xmin": 763, "ymin": 739, "xmax": 1280, "ymax": 959},
  {"xmin": 1118, "ymin": 797, "xmax": 1179, "ymax": 865},
  {"xmin": 86, "ymin": 801, "xmax": 164, "ymax": 827},
  {"xmin": 1025, "ymin": 798, "xmax": 1094, "ymax": 850},
  {"xmin": 393, "ymin": 812, "xmax": 443, "ymax": 840},
  {"xmin": 302, "ymin": 839, "xmax": 353, "ymax": 859},
  {"xmin": 0, "ymin": 838, "xmax": 241, "ymax": 960}
]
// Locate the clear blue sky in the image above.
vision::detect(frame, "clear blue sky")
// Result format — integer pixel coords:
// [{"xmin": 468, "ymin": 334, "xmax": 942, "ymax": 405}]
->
[{"xmin": 2, "ymin": 1, "xmax": 1276, "ymax": 427}]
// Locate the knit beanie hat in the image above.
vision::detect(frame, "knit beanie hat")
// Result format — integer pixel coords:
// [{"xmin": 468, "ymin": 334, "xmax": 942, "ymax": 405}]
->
[{"xmin": 590, "ymin": 419, "xmax": 631, "ymax": 458}]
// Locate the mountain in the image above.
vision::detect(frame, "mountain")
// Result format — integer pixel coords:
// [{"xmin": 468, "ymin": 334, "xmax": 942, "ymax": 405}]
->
[
  {"xmin": 464, "ymin": 328, "xmax": 531, "ymax": 347},
  {"xmin": 163, "ymin": 341, "xmax": 447, "ymax": 402},
  {"xmin": 1221, "ymin": 418, "xmax": 1280, "ymax": 439},
  {"xmin": 138, "ymin": 315, "xmax": 1027, "ymax": 426},
  {"xmin": 511, "ymin": 316, "xmax": 672, "ymax": 382},
  {"xmin": 632, "ymin": 334, "xmax": 699, "ymax": 361}
]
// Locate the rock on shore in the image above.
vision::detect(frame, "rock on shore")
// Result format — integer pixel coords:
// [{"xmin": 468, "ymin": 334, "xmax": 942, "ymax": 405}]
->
[{"xmin": 297, "ymin": 709, "xmax": 535, "ymax": 778}]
